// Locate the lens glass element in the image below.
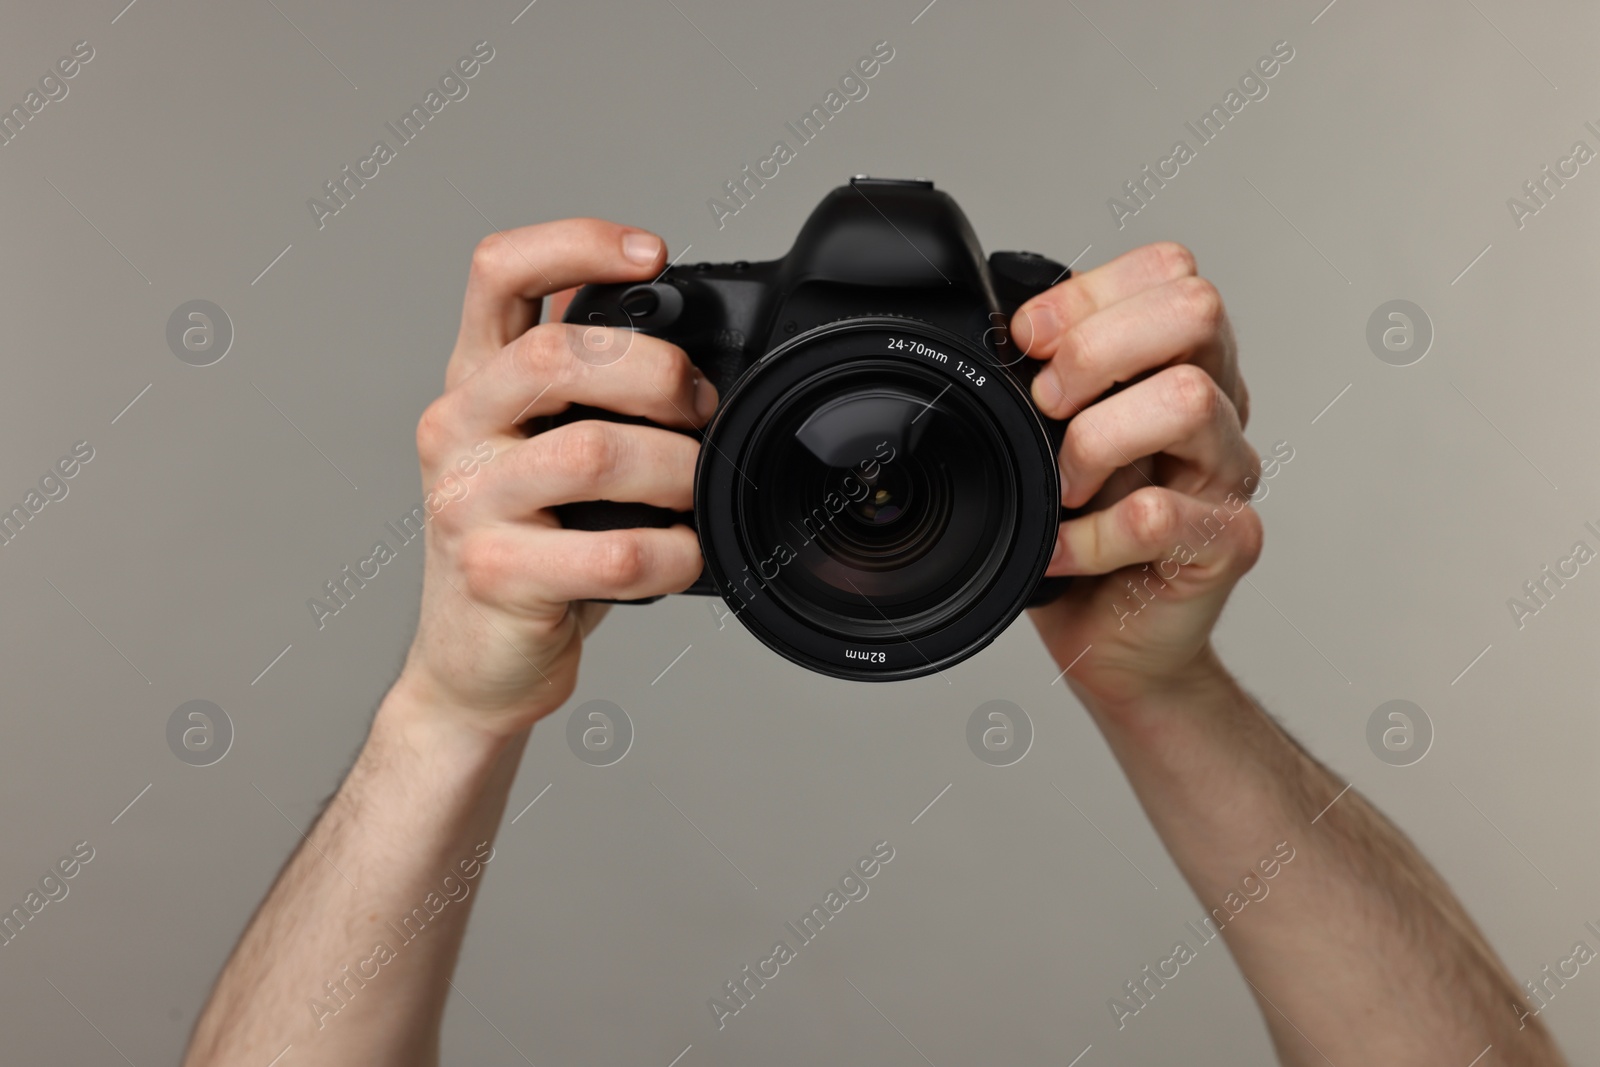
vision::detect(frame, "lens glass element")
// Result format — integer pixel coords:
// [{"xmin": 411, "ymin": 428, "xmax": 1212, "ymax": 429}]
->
[{"xmin": 740, "ymin": 363, "xmax": 1016, "ymax": 639}]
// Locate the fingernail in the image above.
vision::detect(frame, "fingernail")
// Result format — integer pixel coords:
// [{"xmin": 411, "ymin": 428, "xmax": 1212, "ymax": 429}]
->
[
  {"xmin": 693, "ymin": 374, "xmax": 719, "ymax": 420},
  {"xmin": 1031, "ymin": 365, "xmax": 1063, "ymax": 417},
  {"xmin": 1017, "ymin": 303, "xmax": 1058, "ymax": 354},
  {"xmin": 623, "ymin": 232, "xmax": 662, "ymax": 265}
]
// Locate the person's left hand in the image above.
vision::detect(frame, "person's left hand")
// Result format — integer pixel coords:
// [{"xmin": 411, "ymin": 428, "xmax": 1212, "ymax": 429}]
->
[{"xmin": 1011, "ymin": 242, "xmax": 1262, "ymax": 711}]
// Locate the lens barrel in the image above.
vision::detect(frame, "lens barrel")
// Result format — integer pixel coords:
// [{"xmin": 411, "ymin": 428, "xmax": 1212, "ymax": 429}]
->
[{"xmin": 695, "ymin": 318, "xmax": 1060, "ymax": 681}]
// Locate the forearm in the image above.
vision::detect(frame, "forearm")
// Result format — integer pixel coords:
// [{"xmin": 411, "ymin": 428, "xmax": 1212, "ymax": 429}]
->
[
  {"xmin": 185, "ymin": 678, "xmax": 527, "ymax": 1066},
  {"xmin": 184, "ymin": 218, "xmax": 695, "ymax": 1065},
  {"xmin": 1075, "ymin": 648, "xmax": 1564, "ymax": 1064}
]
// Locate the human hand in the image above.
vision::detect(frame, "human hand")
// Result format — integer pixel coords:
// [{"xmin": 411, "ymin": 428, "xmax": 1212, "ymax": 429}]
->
[
  {"xmin": 398, "ymin": 219, "xmax": 717, "ymax": 736},
  {"xmin": 1012, "ymin": 243, "xmax": 1261, "ymax": 711}
]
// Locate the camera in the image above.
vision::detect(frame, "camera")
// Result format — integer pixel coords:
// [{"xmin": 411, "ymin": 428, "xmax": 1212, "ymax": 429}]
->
[{"xmin": 553, "ymin": 177, "xmax": 1074, "ymax": 681}]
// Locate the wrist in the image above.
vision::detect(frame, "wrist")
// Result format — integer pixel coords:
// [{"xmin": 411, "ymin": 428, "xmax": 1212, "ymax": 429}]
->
[
  {"xmin": 390, "ymin": 633, "xmax": 569, "ymax": 732},
  {"xmin": 1071, "ymin": 641, "xmax": 1236, "ymax": 713},
  {"xmin": 375, "ymin": 670, "xmax": 525, "ymax": 771},
  {"xmin": 1069, "ymin": 643, "xmax": 1241, "ymax": 736}
]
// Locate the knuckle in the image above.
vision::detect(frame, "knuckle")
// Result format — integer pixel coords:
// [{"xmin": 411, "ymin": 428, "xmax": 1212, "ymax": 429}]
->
[
  {"xmin": 415, "ymin": 400, "xmax": 452, "ymax": 464},
  {"xmin": 1123, "ymin": 488, "xmax": 1178, "ymax": 546},
  {"xmin": 570, "ymin": 320, "xmax": 624, "ymax": 366},
  {"xmin": 1165, "ymin": 364, "xmax": 1221, "ymax": 423},
  {"xmin": 1228, "ymin": 506, "xmax": 1266, "ymax": 570},
  {"xmin": 1173, "ymin": 275, "xmax": 1224, "ymax": 332},
  {"xmin": 554, "ymin": 421, "xmax": 618, "ymax": 484},
  {"xmin": 1063, "ymin": 415, "xmax": 1111, "ymax": 473},
  {"xmin": 1241, "ymin": 443, "xmax": 1263, "ymax": 487},
  {"xmin": 457, "ymin": 531, "xmax": 509, "ymax": 601},
  {"xmin": 645, "ymin": 346, "xmax": 693, "ymax": 402},
  {"xmin": 511, "ymin": 323, "xmax": 564, "ymax": 378},
  {"xmin": 427, "ymin": 477, "xmax": 472, "ymax": 536},
  {"xmin": 590, "ymin": 531, "xmax": 646, "ymax": 589},
  {"xmin": 469, "ymin": 233, "xmax": 513, "ymax": 282},
  {"xmin": 1148, "ymin": 241, "xmax": 1197, "ymax": 279}
]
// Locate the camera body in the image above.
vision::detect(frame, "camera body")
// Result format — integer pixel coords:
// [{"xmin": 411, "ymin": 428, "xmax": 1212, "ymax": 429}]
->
[{"xmin": 555, "ymin": 177, "xmax": 1074, "ymax": 680}]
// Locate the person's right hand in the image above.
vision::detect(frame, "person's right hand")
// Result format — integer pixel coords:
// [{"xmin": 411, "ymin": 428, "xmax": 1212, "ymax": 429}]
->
[{"xmin": 397, "ymin": 219, "xmax": 718, "ymax": 737}]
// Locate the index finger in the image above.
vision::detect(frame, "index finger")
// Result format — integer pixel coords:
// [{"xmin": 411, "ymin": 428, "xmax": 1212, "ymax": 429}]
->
[
  {"xmin": 452, "ymin": 217, "xmax": 668, "ymax": 374},
  {"xmin": 1011, "ymin": 242, "xmax": 1199, "ymax": 358}
]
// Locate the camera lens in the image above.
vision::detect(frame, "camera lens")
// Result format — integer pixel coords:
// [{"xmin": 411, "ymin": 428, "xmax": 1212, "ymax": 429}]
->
[
  {"xmin": 694, "ymin": 319, "xmax": 1060, "ymax": 680},
  {"xmin": 841, "ymin": 454, "xmax": 911, "ymax": 527},
  {"xmin": 741, "ymin": 365, "xmax": 1015, "ymax": 639}
]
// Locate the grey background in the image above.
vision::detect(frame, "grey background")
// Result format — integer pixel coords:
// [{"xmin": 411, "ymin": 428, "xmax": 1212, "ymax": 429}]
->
[{"xmin": 2, "ymin": 0, "xmax": 1596, "ymax": 1062}]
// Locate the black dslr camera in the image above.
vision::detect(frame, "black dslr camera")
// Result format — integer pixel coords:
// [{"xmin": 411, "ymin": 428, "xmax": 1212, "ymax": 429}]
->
[{"xmin": 556, "ymin": 177, "xmax": 1072, "ymax": 681}]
